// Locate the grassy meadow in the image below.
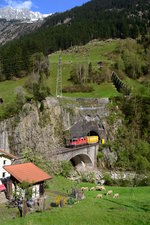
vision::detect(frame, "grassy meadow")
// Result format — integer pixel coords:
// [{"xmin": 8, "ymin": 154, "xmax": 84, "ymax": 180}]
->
[
  {"xmin": 48, "ymin": 39, "xmax": 119, "ymax": 97},
  {"xmin": 0, "ymin": 38, "xmax": 149, "ymax": 118},
  {"xmin": 1, "ymin": 176, "xmax": 150, "ymax": 225}
]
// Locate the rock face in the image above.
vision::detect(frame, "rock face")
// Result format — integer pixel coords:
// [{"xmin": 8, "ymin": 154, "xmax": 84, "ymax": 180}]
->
[
  {"xmin": 0, "ymin": 7, "xmax": 52, "ymax": 45},
  {"xmin": 0, "ymin": 97, "xmax": 63, "ymax": 157},
  {"xmin": 61, "ymin": 97, "xmax": 109, "ymax": 140},
  {"xmin": 0, "ymin": 19, "xmax": 43, "ymax": 45},
  {"xmin": 0, "ymin": 97, "xmax": 114, "ymax": 165}
]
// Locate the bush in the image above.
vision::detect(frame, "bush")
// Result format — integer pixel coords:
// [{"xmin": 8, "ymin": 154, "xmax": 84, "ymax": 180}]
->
[
  {"xmin": 80, "ymin": 172, "xmax": 96, "ymax": 183},
  {"xmin": 97, "ymin": 151, "xmax": 103, "ymax": 160},
  {"xmin": 67, "ymin": 197, "xmax": 76, "ymax": 205},
  {"xmin": 33, "ymin": 82, "xmax": 51, "ymax": 101},
  {"xmin": 62, "ymin": 85, "xmax": 94, "ymax": 93},
  {"xmin": 80, "ymin": 172, "xmax": 89, "ymax": 182},
  {"xmin": 88, "ymin": 172, "xmax": 96, "ymax": 183},
  {"xmin": 135, "ymin": 176, "xmax": 150, "ymax": 186},
  {"xmin": 103, "ymin": 173, "xmax": 133, "ymax": 186},
  {"xmin": 116, "ymin": 179, "xmax": 133, "ymax": 187},
  {"xmin": 60, "ymin": 161, "xmax": 73, "ymax": 178},
  {"xmin": 103, "ymin": 173, "xmax": 113, "ymax": 186}
]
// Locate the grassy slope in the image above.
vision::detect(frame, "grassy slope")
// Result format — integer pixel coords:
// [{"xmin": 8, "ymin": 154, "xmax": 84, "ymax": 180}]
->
[
  {"xmin": 49, "ymin": 39, "xmax": 119, "ymax": 98},
  {"xmin": 1, "ymin": 176, "xmax": 150, "ymax": 225},
  {"xmin": 0, "ymin": 38, "xmax": 149, "ymax": 111},
  {"xmin": 0, "ymin": 78, "xmax": 27, "ymax": 103}
]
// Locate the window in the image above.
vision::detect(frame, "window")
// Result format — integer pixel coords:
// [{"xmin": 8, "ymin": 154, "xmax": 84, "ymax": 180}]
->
[
  {"xmin": 2, "ymin": 172, "xmax": 5, "ymax": 178},
  {"xmin": 3, "ymin": 160, "xmax": 6, "ymax": 165}
]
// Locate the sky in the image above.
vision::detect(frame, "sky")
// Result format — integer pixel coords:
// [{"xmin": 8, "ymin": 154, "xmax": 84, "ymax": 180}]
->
[{"xmin": 0, "ymin": 0, "xmax": 90, "ymax": 14}]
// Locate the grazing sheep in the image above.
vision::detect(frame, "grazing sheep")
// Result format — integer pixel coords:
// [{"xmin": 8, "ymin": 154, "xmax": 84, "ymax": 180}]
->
[
  {"xmin": 96, "ymin": 194, "xmax": 103, "ymax": 199},
  {"xmin": 81, "ymin": 187, "xmax": 89, "ymax": 191},
  {"xmin": 99, "ymin": 185, "xmax": 106, "ymax": 191},
  {"xmin": 96, "ymin": 185, "xmax": 106, "ymax": 191},
  {"xmin": 113, "ymin": 193, "xmax": 119, "ymax": 198},
  {"xmin": 107, "ymin": 190, "xmax": 113, "ymax": 196},
  {"xmin": 90, "ymin": 187, "xmax": 95, "ymax": 191}
]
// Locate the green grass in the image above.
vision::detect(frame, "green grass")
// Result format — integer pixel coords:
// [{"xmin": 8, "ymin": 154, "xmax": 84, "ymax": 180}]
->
[
  {"xmin": 48, "ymin": 39, "xmax": 120, "ymax": 97},
  {"xmin": 0, "ymin": 78, "xmax": 27, "ymax": 103},
  {"xmin": 1, "ymin": 176, "xmax": 150, "ymax": 225},
  {"xmin": 125, "ymin": 77, "xmax": 150, "ymax": 97},
  {"xmin": 0, "ymin": 77, "xmax": 28, "ymax": 118},
  {"xmin": 0, "ymin": 38, "xmax": 149, "ymax": 111}
]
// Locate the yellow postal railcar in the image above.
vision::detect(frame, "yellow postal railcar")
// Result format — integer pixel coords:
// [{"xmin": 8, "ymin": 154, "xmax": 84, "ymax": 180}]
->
[{"xmin": 87, "ymin": 136, "xmax": 99, "ymax": 144}]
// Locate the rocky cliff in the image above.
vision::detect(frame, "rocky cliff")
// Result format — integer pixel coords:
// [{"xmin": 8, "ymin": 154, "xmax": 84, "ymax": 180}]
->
[
  {"xmin": 0, "ymin": 19, "xmax": 43, "ymax": 45},
  {"xmin": 0, "ymin": 97, "xmax": 114, "ymax": 164},
  {"xmin": 0, "ymin": 98, "xmax": 63, "ymax": 157}
]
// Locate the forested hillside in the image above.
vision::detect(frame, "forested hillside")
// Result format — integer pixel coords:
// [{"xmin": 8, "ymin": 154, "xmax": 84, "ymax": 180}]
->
[{"xmin": 0, "ymin": 0, "xmax": 150, "ymax": 80}]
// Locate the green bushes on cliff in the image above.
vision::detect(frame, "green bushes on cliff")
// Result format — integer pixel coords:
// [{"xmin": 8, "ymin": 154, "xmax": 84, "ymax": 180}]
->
[{"xmin": 110, "ymin": 95, "xmax": 150, "ymax": 173}]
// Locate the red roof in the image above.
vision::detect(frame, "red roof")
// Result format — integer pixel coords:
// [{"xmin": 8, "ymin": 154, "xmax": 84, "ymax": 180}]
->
[
  {"xmin": 0, "ymin": 148, "xmax": 18, "ymax": 159},
  {"xmin": 4, "ymin": 163, "xmax": 52, "ymax": 184}
]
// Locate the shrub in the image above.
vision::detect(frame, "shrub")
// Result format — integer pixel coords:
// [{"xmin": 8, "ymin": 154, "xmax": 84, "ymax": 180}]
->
[
  {"xmin": 135, "ymin": 176, "xmax": 150, "ymax": 186},
  {"xmin": 62, "ymin": 85, "xmax": 94, "ymax": 93},
  {"xmin": 80, "ymin": 172, "xmax": 96, "ymax": 183},
  {"xmin": 88, "ymin": 172, "xmax": 96, "ymax": 183},
  {"xmin": 97, "ymin": 151, "xmax": 103, "ymax": 160},
  {"xmin": 80, "ymin": 172, "xmax": 89, "ymax": 182},
  {"xmin": 103, "ymin": 173, "xmax": 113, "ymax": 186},
  {"xmin": 15, "ymin": 86, "xmax": 25, "ymax": 108},
  {"xmin": 67, "ymin": 197, "xmax": 76, "ymax": 205},
  {"xmin": 116, "ymin": 179, "xmax": 133, "ymax": 187},
  {"xmin": 60, "ymin": 161, "xmax": 73, "ymax": 178}
]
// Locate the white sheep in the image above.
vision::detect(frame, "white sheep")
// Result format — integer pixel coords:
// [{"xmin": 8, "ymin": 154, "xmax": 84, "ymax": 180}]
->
[
  {"xmin": 81, "ymin": 187, "xmax": 89, "ymax": 191},
  {"xmin": 106, "ymin": 190, "xmax": 113, "ymax": 196},
  {"xmin": 96, "ymin": 194, "xmax": 103, "ymax": 199},
  {"xmin": 113, "ymin": 193, "xmax": 119, "ymax": 198},
  {"xmin": 96, "ymin": 185, "xmax": 106, "ymax": 191},
  {"xmin": 90, "ymin": 187, "xmax": 95, "ymax": 191},
  {"xmin": 99, "ymin": 185, "xmax": 106, "ymax": 191}
]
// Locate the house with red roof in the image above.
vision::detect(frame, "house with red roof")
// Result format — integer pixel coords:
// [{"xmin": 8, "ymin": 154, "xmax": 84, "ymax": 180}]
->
[
  {"xmin": 4, "ymin": 162, "xmax": 52, "ymax": 200},
  {"xmin": 0, "ymin": 148, "xmax": 17, "ymax": 180},
  {"xmin": 0, "ymin": 149, "xmax": 17, "ymax": 203},
  {"xmin": 0, "ymin": 149, "xmax": 17, "ymax": 194}
]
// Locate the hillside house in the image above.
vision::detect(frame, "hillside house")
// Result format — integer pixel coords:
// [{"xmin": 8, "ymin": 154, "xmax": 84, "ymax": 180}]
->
[
  {"xmin": 0, "ymin": 149, "xmax": 17, "ymax": 202},
  {"xmin": 4, "ymin": 162, "xmax": 52, "ymax": 200},
  {"xmin": 0, "ymin": 148, "xmax": 17, "ymax": 182}
]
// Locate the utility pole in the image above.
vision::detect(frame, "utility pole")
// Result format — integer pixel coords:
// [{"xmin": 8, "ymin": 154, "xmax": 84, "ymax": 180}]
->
[{"xmin": 56, "ymin": 50, "xmax": 62, "ymax": 97}]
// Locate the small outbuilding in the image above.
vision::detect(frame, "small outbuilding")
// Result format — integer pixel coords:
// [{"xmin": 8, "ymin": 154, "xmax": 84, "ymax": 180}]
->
[{"xmin": 4, "ymin": 162, "xmax": 52, "ymax": 200}]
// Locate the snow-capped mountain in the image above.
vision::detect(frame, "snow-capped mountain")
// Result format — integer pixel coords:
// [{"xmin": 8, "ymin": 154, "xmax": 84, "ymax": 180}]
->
[{"xmin": 0, "ymin": 7, "xmax": 51, "ymax": 22}]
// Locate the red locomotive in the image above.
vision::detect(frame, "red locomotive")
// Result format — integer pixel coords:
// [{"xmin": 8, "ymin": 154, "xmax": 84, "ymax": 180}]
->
[
  {"xmin": 69, "ymin": 137, "xmax": 87, "ymax": 147},
  {"xmin": 69, "ymin": 136, "xmax": 100, "ymax": 147}
]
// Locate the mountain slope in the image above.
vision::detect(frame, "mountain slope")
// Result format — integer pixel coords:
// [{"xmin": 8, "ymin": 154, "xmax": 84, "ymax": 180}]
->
[
  {"xmin": 0, "ymin": 0, "xmax": 150, "ymax": 79},
  {"xmin": 0, "ymin": 7, "xmax": 50, "ymax": 22},
  {"xmin": 0, "ymin": 19, "xmax": 43, "ymax": 45},
  {"xmin": 0, "ymin": 7, "xmax": 51, "ymax": 45}
]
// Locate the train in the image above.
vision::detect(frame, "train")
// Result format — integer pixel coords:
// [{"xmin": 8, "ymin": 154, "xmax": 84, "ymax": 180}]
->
[{"xmin": 69, "ymin": 136, "xmax": 104, "ymax": 147}]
